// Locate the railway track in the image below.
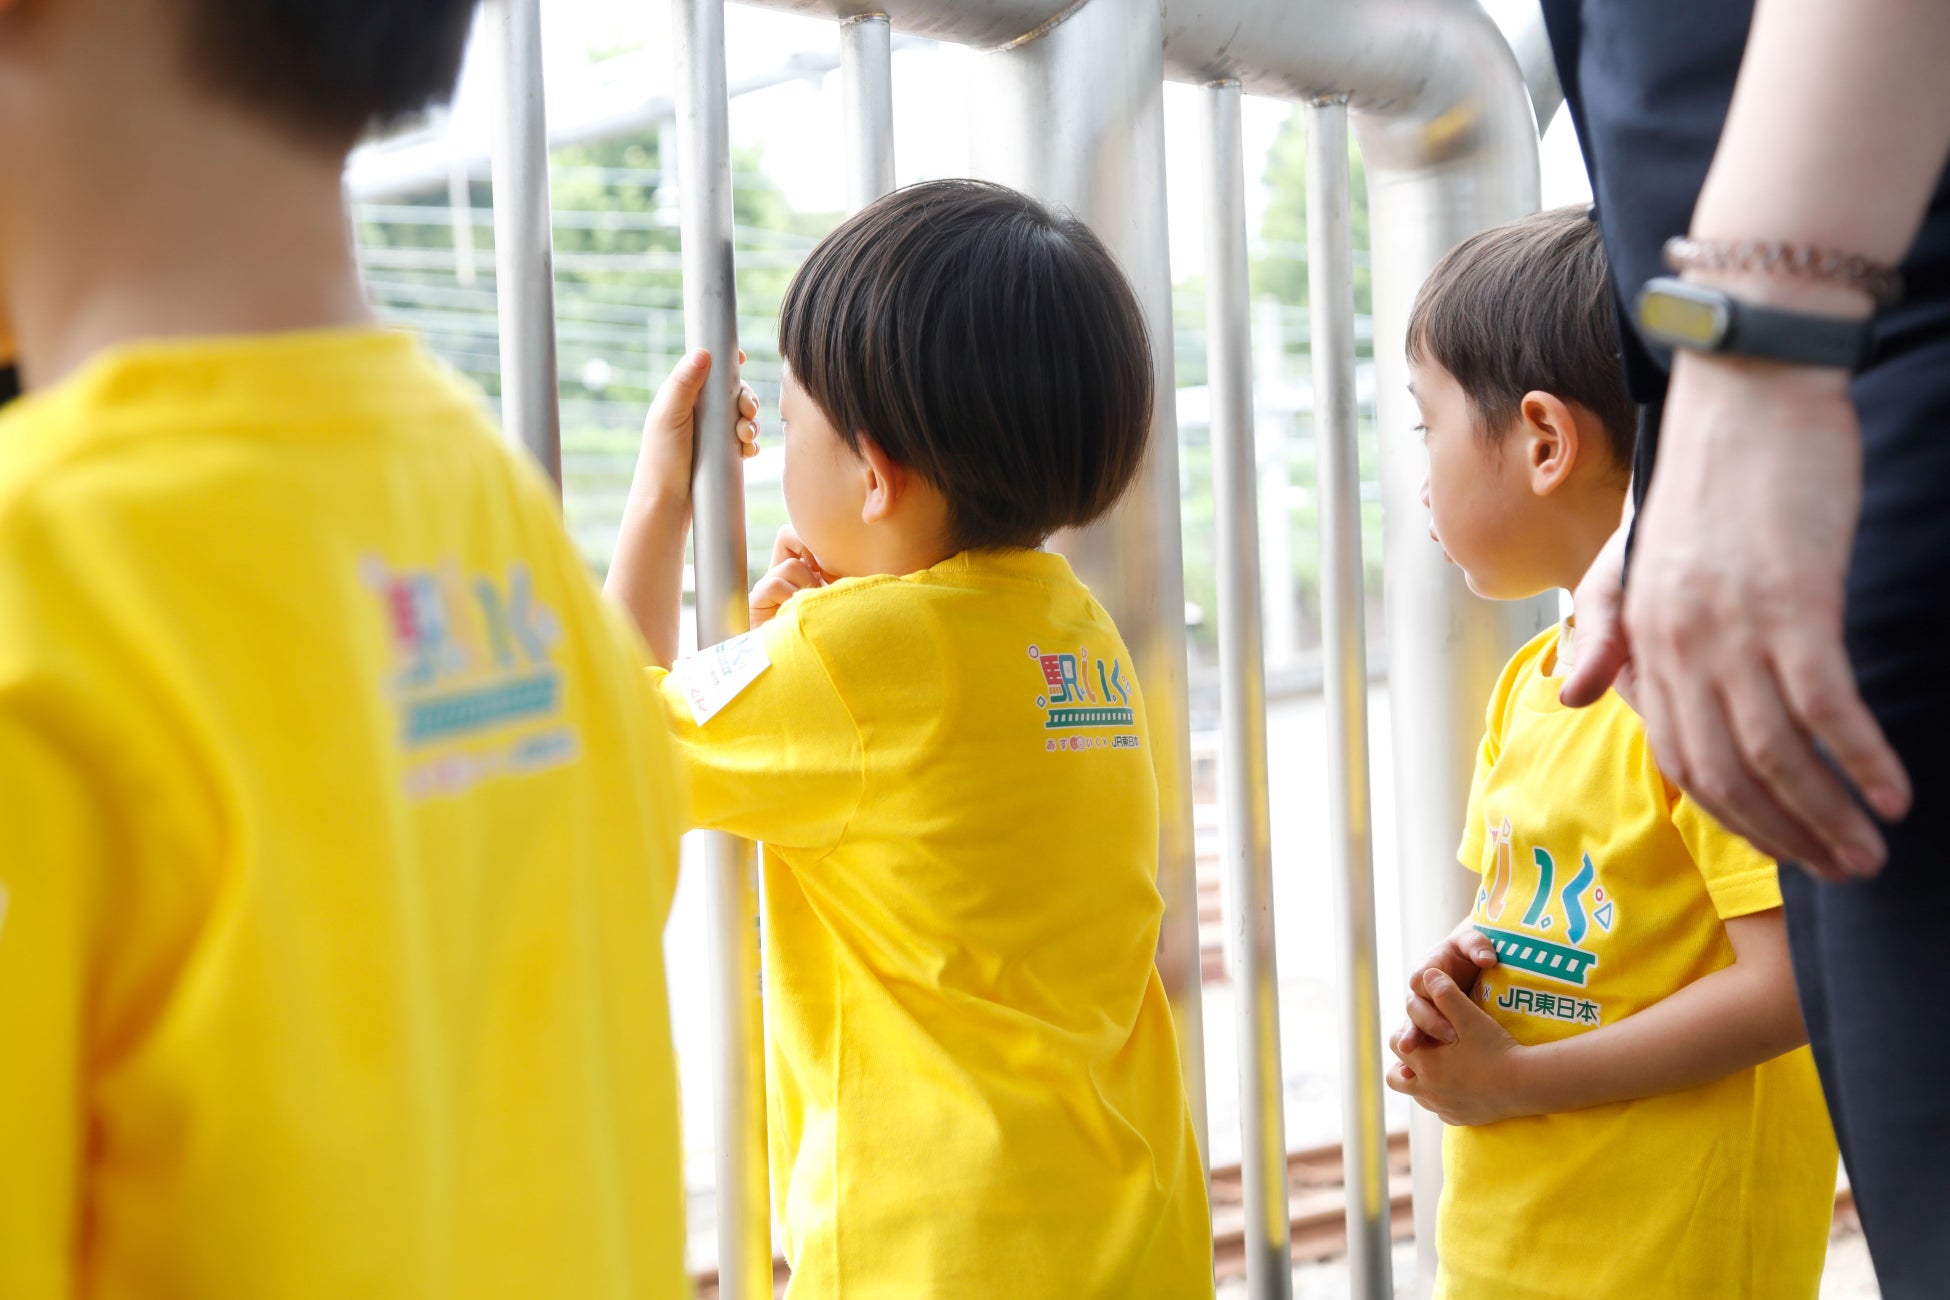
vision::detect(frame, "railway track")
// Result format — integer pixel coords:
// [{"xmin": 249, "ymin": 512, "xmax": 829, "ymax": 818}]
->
[
  {"xmin": 1209, "ymin": 1131, "xmax": 1415, "ymax": 1282},
  {"xmin": 692, "ymin": 1131, "xmax": 1415, "ymax": 1299}
]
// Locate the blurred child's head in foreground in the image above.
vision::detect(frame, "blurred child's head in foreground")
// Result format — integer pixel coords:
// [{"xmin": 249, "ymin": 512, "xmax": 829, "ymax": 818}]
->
[
  {"xmin": 1406, "ymin": 204, "xmax": 1636, "ymax": 601},
  {"xmin": 0, "ymin": 0, "xmax": 482, "ymax": 373},
  {"xmin": 776, "ymin": 179, "xmax": 1153, "ymax": 578}
]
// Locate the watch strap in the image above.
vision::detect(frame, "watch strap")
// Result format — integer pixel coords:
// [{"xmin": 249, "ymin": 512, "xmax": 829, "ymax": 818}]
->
[
  {"xmin": 1723, "ymin": 298, "xmax": 1871, "ymax": 370},
  {"xmin": 1636, "ymin": 276, "xmax": 1871, "ymax": 370}
]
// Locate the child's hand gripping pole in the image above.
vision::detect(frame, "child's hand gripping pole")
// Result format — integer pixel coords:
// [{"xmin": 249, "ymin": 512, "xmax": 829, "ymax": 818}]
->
[
  {"xmin": 632, "ymin": 348, "xmax": 760, "ymax": 502},
  {"xmin": 606, "ymin": 348, "xmax": 758, "ymax": 667}
]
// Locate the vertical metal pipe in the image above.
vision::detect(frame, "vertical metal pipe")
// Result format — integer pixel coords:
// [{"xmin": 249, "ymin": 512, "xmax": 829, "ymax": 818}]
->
[
  {"xmin": 449, "ymin": 162, "xmax": 478, "ymax": 289},
  {"xmin": 1254, "ymin": 299, "xmax": 1298, "ymax": 673},
  {"xmin": 1308, "ymin": 97, "xmax": 1394, "ymax": 1300},
  {"xmin": 672, "ymin": 2, "xmax": 768, "ymax": 1296},
  {"xmin": 971, "ymin": 0, "xmax": 1210, "ymax": 1173},
  {"xmin": 1204, "ymin": 79, "xmax": 1292, "ymax": 1300},
  {"xmin": 1352, "ymin": 35, "xmax": 1549, "ymax": 1292},
  {"xmin": 840, "ymin": 14, "xmax": 897, "ymax": 209},
  {"xmin": 484, "ymin": 0, "xmax": 562, "ymax": 488}
]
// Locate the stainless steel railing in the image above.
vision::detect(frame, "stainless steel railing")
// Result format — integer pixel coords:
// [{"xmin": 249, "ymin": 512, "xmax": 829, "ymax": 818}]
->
[{"xmin": 482, "ymin": 5, "xmax": 1552, "ymax": 1296}]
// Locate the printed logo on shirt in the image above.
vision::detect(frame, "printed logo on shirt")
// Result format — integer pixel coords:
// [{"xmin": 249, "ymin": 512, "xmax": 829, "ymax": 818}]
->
[
  {"xmin": 1473, "ymin": 814, "xmax": 1617, "ymax": 989},
  {"xmin": 1027, "ymin": 642, "xmax": 1139, "ymax": 751},
  {"xmin": 365, "ymin": 558, "xmax": 578, "ymax": 797},
  {"xmin": 1477, "ymin": 979, "xmax": 1603, "ymax": 1027}
]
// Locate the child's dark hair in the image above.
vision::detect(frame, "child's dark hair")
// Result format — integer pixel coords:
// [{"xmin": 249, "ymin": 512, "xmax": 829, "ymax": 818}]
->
[
  {"xmin": 778, "ymin": 179, "xmax": 1153, "ymax": 552},
  {"xmin": 177, "ymin": 0, "xmax": 481, "ymax": 143},
  {"xmin": 1406, "ymin": 205, "xmax": 1637, "ymax": 469}
]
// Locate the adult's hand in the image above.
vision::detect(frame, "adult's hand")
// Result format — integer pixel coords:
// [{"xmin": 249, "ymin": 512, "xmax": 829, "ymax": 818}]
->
[
  {"xmin": 1619, "ymin": 351, "xmax": 1910, "ymax": 879},
  {"xmin": 1558, "ymin": 511, "xmax": 1635, "ymax": 711}
]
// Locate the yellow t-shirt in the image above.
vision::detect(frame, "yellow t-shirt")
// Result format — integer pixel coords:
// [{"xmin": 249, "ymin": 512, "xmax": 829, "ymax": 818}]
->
[
  {"xmin": 1435, "ymin": 625, "xmax": 1837, "ymax": 1300},
  {"xmin": 0, "ymin": 331, "xmax": 689, "ymax": 1299},
  {"xmin": 650, "ymin": 548, "xmax": 1212, "ymax": 1299}
]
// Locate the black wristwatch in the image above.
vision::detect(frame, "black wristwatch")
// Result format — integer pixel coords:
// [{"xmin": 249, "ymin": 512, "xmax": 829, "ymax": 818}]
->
[{"xmin": 1633, "ymin": 276, "xmax": 1871, "ymax": 370}]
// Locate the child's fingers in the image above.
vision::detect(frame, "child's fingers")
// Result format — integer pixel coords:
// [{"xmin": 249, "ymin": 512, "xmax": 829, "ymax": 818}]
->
[
  {"xmin": 645, "ymin": 349, "xmax": 713, "ymax": 435},
  {"xmin": 771, "ymin": 526, "xmax": 827, "ymax": 581},
  {"xmin": 1425, "ymin": 970, "xmax": 1492, "ymax": 1036},
  {"xmin": 738, "ymin": 417, "xmax": 760, "ymax": 458},
  {"xmin": 1385, "ymin": 1063, "xmax": 1419, "ymax": 1095},
  {"xmin": 1404, "ymin": 990, "xmax": 1457, "ymax": 1045},
  {"xmin": 748, "ymin": 559, "xmax": 823, "ymax": 625},
  {"xmin": 749, "ymin": 575, "xmax": 797, "ymax": 626},
  {"xmin": 1392, "ymin": 1021, "xmax": 1430, "ymax": 1059},
  {"xmin": 738, "ymin": 385, "xmax": 758, "ymax": 420},
  {"xmin": 771, "ymin": 558, "xmax": 820, "ymax": 593}
]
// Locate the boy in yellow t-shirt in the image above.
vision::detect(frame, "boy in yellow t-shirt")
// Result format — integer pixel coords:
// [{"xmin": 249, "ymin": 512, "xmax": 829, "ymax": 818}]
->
[
  {"xmin": 608, "ymin": 180, "xmax": 1214, "ymax": 1298},
  {"xmin": 1385, "ymin": 207, "xmax": 1839, "ymax": 1298},
  {"xmin": 0, "ymin": 4, "xmax": 688, "ymax": 1297}
]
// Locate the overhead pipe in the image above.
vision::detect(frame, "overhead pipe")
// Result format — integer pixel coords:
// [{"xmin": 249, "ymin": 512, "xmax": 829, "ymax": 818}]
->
[
  {"xmin": 484, "ymin": 0, "xmax": 563, "ymax": 487},
  {"xmin": 1204, "ymin": 77, "xmax": 1292, "ymax": 1300},
  {"xmin": 672, "ymin": 0, "xmax": 770, "ymax": 1296},
  {"xmin": 1489, "ymin": 0, "xmax": 1565, "ymax": 133}
]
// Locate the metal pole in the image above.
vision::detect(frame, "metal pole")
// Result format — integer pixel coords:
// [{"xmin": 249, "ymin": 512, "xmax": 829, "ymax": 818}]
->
[
  {"xmin": 840, "ymin": 14, "xmax": 897, "ymax": 209},
  {"xmin": 449, "ymin": 161, "xmax": 478, "ymax": 289},
  {"xmin": 484, "ymin": 0, "xmax": 562, "ymax": 488},
  {"xmin": 1308, "ymin": 96, "xmax": 1393, "ymax": 1300},
  {"xmin": 1254, "ymin": 299, "xmax": 1297, "ymax": 673},
  {"xmin": 1352, "ymin": 32, "xmax": 1549, "ymax": 1295},
  {"xmin": 672, "ymin": 2, "xmax": 768, "ymax": 1297},
  {"xmin": 1204, "ymin": 79, "xmax": 1292, "ymax": 1300},
  {"xmin": 972, "ymin": 0, "xmax": 1211, "ymax": 1173}
]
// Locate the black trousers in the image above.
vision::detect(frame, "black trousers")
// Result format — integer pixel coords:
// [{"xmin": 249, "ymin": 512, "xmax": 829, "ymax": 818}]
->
[{"xmin": 1778, "ymin": 333, "xmax": 1950, "ymax": 1299}]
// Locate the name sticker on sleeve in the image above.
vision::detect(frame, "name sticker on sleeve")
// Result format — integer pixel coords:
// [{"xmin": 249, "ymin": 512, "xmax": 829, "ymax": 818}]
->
[{"xmin": 672, "ymin": 629, "xmax": 771, "ymax": 726}]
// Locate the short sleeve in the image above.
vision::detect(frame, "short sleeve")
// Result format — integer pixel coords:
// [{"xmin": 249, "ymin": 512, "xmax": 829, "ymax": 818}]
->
[
  {"xmin": 0, "ymin": 715, "xmax": 105, "ymax": 1300},
  {"xmin": 646, "ymin": 606, "xmax": 864, "ymax": 852},
  {"xmin": 1671, "ymin": 792, "xmax": 1781, "ymax": 919},
  {"xmin": 1456, "ymin": 728, "xmax": 1500, "ymax": 870},
  {"xmin": 1456, "ymin": 640, "xmax": 1535, "ymax": 870}
]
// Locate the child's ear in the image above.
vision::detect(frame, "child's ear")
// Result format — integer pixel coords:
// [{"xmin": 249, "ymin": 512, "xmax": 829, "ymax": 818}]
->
[
  {"xmin": 1517, "ymin": 390, "xmax": 1581, "ymax": 497},
  {"xmin": 855, "ymin": 436, "xmax": 907, "ymax": 525}
]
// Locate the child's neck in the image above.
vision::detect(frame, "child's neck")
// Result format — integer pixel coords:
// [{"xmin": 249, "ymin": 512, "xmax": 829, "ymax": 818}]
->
[
  {"xmin": 833, "ymin": 483, "xmax": 961, "ymax": 580},
  {"xmin": 1557, "ymin": 486, "xmax": 1631, "ymax": 620},
  {"xmin": 843, "ymin": 527, "xmax": 962, "ymax": 581},
  {"xmin": 4, "ymin": 92, "xmax": 371, "ymax": 390}
]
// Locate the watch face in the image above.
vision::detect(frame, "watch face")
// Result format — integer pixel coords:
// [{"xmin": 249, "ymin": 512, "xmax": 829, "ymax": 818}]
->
[{"xmin": 1636, "ymin": 280, "xmax": 1730, "ymax": 349}]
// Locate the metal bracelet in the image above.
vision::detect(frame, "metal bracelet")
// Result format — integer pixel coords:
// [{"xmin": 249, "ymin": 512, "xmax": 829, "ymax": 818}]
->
[{"xmin": 1662, "ymin": 235, "xmax": 1903, "ymax": 307}]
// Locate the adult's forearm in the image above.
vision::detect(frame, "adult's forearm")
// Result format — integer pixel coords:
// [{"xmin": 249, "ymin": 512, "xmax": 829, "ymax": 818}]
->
[{"xmin": 1689, "ymin": 0, "xmax": 1950, "ymax": 314}]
